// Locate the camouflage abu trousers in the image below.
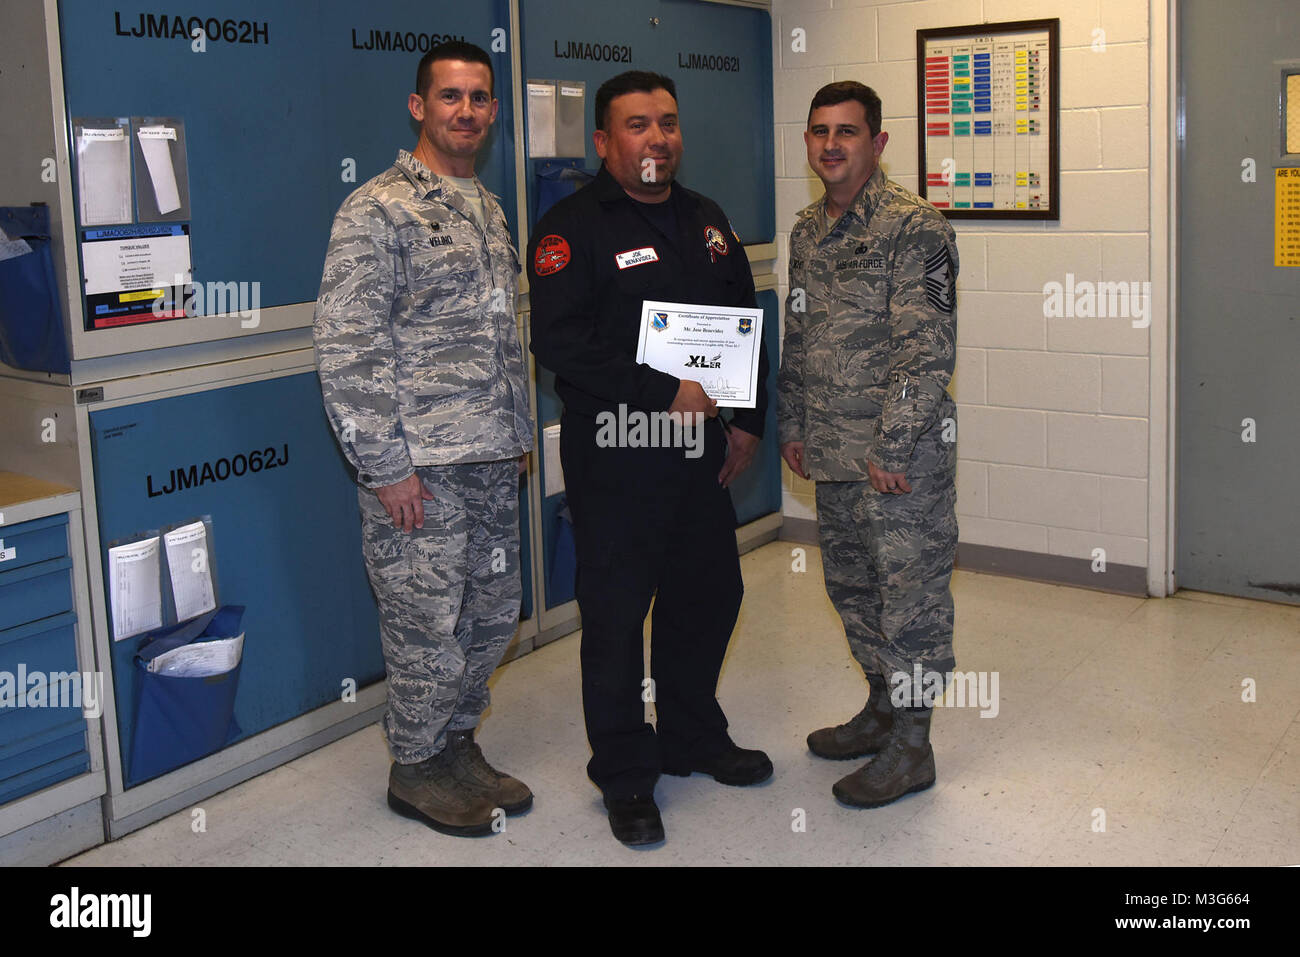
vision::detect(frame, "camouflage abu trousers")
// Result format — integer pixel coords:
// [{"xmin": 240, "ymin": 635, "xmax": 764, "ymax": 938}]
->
[
  {"xmin": 358, "ymin": 459, "xmax": 521, "ymax": 764},
  {"xmin": 815, "ymin": 397, "xmax": 957, "ymax": 690}
]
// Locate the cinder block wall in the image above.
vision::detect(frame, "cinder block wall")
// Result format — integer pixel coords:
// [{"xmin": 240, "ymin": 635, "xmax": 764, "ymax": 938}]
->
[{"xmin": 772, "ymin": 0, "xmax": 1153, "ymax": 575}]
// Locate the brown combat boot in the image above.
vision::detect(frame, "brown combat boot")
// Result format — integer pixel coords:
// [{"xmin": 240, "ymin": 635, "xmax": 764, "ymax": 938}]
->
[
  {"xmin": 807, "ymin": 671, "xmax": 894, "ymax": 759},
  {"xmin": 446, "ymin": 728, "xmax": 534, "ymax": 815},
  {"xmin": 832, "ymin": 706, "xmax": 936, "ymax": 808},
  {"xmin": 387, "ymin": 748, "xmax": 498, "ymax": 836}
]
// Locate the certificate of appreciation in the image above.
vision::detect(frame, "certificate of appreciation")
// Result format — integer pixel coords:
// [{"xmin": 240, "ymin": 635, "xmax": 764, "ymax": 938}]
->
[{"xmin": 634, "ymin": 300, "xmax": 764, "ymax": 408}]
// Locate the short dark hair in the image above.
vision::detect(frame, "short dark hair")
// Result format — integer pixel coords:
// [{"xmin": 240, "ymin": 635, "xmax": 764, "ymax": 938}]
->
[
  {"xmin": 807, "ymin": 81, "xmax": 882, "ymax": 138},
  {"xmin": 594, "ymin": 71, "xmax": 678, "ymax": 130},
  {"xmin": 416, "ymin": 41, "xmax": 494, "ymax": 99}
]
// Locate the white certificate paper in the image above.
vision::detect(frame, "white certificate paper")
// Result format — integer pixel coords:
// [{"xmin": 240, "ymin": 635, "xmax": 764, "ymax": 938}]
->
[{"xmin": 635, "ymin": 300, "xmax": 763, "ymax": 409}]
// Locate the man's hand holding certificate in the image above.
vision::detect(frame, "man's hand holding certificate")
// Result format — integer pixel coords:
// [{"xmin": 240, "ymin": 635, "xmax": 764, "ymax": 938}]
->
[{"xmin": 635, "ymin": 300, "xmax": 765, "ymax": 409}]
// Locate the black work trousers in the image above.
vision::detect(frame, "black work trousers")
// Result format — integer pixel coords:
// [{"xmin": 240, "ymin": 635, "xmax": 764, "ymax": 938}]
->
[{"xmin": 560, "ymin": 409, "xmax": 744, "ymax": 799}]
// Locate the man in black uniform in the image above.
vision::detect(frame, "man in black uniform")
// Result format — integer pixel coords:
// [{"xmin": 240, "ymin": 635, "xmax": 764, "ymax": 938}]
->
[{"xmin": 528, "ymin": 71, "xmax": 771, "ymax": 846}]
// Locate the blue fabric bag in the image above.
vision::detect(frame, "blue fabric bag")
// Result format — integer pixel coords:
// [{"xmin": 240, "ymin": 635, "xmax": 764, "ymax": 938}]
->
[
  {"xmin": 533, "ymin": 160, "xmax": 596, "ymax": 227},
  {"xmin": 547, "ymin": 499, "xmax": 578, "ymax": 605},
  {"xmin": 0, "ymin": 206, "xmax": 71, "ymax": 374},
  {"xmin": 127, "ymin": 606, "xmax": 245, "ymax": 786}
]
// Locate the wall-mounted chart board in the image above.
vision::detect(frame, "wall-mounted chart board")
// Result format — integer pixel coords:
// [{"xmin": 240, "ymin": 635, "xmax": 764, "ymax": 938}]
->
[{"xmin": 916, "ymin": 19, "xmax": 1059, "ymax": 220}]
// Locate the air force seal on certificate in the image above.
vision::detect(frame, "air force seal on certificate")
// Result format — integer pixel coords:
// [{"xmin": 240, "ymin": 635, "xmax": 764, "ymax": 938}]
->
[
  {"xmin": 651, "ymin": 311, "xmax": 670, "ymax": 331},
  {"xmin": 737, "ymin": 315, "xmax": 753, "ymax": 336}
]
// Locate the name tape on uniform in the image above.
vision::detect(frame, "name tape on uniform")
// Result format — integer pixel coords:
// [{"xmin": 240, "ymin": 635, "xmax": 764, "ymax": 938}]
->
[{"xmin": 615, "ymin": 246, "xmax": 659, "ymax": 270}]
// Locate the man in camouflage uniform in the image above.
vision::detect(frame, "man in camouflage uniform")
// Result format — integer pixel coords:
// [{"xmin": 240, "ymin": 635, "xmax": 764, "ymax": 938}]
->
[
  {"xmin": 778, "ymin": 81, "xmax": 958, "ymax": 808},
  {"xmin": 313, "ymin": 42, "xmax": 534, "ymax": 837}
]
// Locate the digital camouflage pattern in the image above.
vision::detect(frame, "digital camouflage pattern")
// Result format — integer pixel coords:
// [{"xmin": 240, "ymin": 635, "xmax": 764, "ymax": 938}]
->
[
  {"xmin": 314, "ymin": 150, "xmax": 532, "ymax": 765},
  {"xmin": 815, "ymin": 425, "xmax": 957, "ymax": 684},
  {"xmin": 778, "ymin": 165, "xmax": 958, "ymax": 478},
  {"xmin": 782, "ymin": 166, "xmax": 958, "ymax": 684},
  {"xmin": 359, "ymin": 460, "xmax": 521, "ymax": 764},
  {"xmin": 314, "ymin": 150, "xmax": 533, "ymax": 488}
]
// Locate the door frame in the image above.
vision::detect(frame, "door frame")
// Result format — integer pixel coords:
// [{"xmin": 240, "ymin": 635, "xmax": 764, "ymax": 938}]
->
[{"xmin": 1150, "ymin": 0, "xmax": 1176, "ymax": 597}]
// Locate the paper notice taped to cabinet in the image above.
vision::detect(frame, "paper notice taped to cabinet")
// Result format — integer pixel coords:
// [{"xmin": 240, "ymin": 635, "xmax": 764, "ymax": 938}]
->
[
  {"xmin": 108, "ymin": 537, "xmax": 163, "ymax": 640},
  {"xmin": 164, "ymin": 521, "xmax": 216, "ymax": 622}
]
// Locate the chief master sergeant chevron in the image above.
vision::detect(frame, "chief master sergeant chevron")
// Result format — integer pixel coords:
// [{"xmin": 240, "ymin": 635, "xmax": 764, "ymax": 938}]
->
[
  {"xmin": 778, "ymin": 81, "xmax": 959, "ymax": 809},
  {"xmin": 313, "ymin": 42, "xmax": 534, "ymax": 838}
]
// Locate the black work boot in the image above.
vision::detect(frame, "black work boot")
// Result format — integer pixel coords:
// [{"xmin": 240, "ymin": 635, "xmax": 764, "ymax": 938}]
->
[
  {"xmin": 446, "ymin": 728, "xmax": 534, "ymax": 815},
  {"xmin": 832, "ymin": 706, "xmax": 936, "ymax": 808},
  {"xmin": 604, "ymin": 793, "xmax": 665, "ymax": 846},
  {"xmin": 807, "ymin": 672, "xmax": 894, "ymax": 759},
  {"xmin": 663, "ymin": 737, "xmax": 773, "ymax": 786},
  {"xmin": 387, "ymin": 749, "xmax": 499, "ymax": 836}
]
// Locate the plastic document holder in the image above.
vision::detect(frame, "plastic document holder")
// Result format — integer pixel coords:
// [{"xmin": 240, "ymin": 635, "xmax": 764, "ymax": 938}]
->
[
  {"xmin": 0, "ymin": 206, "xmax": 71, "ymax": 374},
  {"xmin": 127, "ymin": 605, "xmax": 244, "ymax": 787}
]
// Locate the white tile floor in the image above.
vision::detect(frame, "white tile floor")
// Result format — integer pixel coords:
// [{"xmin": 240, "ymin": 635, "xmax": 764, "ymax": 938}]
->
[{"xmin": 64, "ymin": 541, "xmax": 1300, "ymax": 866}]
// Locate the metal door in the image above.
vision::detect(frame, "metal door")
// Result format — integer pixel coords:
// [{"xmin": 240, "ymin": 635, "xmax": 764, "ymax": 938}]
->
[{"xmin": 1177, "ymin": 0, "xmax": 1300, "ymax": 602}]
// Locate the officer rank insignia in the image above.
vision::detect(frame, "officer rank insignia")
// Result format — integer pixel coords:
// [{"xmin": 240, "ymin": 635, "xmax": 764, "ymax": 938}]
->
[
  {"xmin": 651, "ymin": 311, "xmax": 669, "ymax": 331},
  {"xmin": 533, "ymin": 234, "xmax": 571, "ymax": 276},
  {"xmin": 704, "ymin": 225, "xmax": 729, "ymax": 257},
  {"xmin": 737, "ymin": 315, "xmax": 753, "ymax": 336},
  {"xmin": 924, "ymin": 244, "xmax": 955, "ymax": 314}
]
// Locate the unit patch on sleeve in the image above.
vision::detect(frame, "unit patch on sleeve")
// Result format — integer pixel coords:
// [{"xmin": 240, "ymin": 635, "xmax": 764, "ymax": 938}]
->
[
  {"xmin": 704, "ymin": 225, "xmax": 729, "ymax": 257},
  {"xmin": 924, "ymin": 244, "xmax": 955, "ymax": 314},
  {"xmin": 534, "ymin": 234, "xmax": 571, "ymax": 276}
]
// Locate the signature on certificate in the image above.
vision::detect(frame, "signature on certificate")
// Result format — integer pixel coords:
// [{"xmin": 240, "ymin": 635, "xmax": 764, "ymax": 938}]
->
[{"xmin": 699, "ymin": 376, "xmax": 735, "ymax": 395}]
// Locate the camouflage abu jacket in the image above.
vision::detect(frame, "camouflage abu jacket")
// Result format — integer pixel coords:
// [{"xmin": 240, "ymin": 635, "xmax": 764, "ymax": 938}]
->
[
  {"xmin": 313, "ymin": 150, "xmax": 533, "ymax": 488},
  {"xmin": 777, "ymin": 166, "xmax": 958, "ymax": 480}
]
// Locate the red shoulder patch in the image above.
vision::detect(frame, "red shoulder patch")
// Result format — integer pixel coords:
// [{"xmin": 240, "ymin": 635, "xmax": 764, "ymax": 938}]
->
[{"xmin": 533, "ymin": 234, "xmax": 571, "ymax": 276}]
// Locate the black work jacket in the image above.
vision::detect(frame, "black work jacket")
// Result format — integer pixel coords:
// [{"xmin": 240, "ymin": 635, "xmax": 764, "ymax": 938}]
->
[{"xmin": 527, "ymin": 163, "xmax": 768, "ymax": 437}]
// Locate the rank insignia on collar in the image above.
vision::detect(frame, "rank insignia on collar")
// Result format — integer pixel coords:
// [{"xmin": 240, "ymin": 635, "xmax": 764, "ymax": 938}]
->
[{"xmin": 705, "ymin": 225, "xmax": 729, "ymax": 257}]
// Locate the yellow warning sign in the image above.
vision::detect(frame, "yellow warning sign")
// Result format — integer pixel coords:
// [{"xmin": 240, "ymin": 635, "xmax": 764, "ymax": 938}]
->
[{"xmin": 1277, "ymin": 167, "xmax": 1300, "ymax": 267}]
